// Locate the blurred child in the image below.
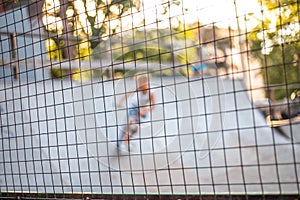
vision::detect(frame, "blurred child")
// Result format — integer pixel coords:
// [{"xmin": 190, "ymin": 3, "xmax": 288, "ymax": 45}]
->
[{"xmin": 117, "ymin": 73, "xmax": 156, "ymax": 151}]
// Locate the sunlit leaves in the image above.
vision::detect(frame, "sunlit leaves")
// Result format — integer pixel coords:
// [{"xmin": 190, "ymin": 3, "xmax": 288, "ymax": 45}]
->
[
  {"xmin": 43, "ymin": 0, "xmax": 139, "ymax": 39},
  {"xmin": 43, "ymin": 0, "xmax": 60, "ymax": 14},
  {"xmin": 86, "ymin": 0, "xmax": 97, "ymax": 17},
  {"xmin": 248, "ymin": 0, "xmax": 300, "ymax": 100},
  {"xmin": 252, "ymin": 0, "xmax": 300, "ymax": 55},
  {"xmin": 42, "ymin": 15, "xmax": 63, "ymax": 33},
  {"xmin": 94, "ymin": 9, "xmax": 105, "ymax": 28},
  {"xmin": 42, "ymin": 0, "xmax": 140, "ymax": 60},
  {"xmin": 76, "ymin": 39, "xmax": 92, "ymax": 60},
  {"xmin": 45, "ymin": 38, "xmax": 63, "ymax": 60}
]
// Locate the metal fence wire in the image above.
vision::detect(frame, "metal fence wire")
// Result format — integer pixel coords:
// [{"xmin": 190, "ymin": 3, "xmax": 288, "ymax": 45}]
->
[{"xmin": 0, "ymin": 0, "xmax": 300, "ymax": 199}]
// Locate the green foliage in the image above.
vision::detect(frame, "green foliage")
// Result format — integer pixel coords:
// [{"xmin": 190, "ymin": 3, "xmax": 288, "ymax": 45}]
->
[
  {"xmin": 75, "ymin": 40, "xmax": 92, "ymax": 60},
  {"xmin": 43, "ymin": 0, "xmax": 188, "ymax": 61},
  {"xmin": 43, "ymin": 0, "xmax": 140, "ymax": 59},
  {"xmin": 45, "ymin": 38, "xmax": 63, "ymax": 60},
  {"xmin": 50, "ymin": 68, "xmax": 64, "ymax": 78},
  {"xmin": 112, "ymin": 28, "xmax": 199, "ymax": 67},
  {"xmin": 116, "ymin": 48, "xmax": 173, "ymax": 63},
  {"xmin": 249, "ymin": 0, "xmax": 300, "ymax": 100}
]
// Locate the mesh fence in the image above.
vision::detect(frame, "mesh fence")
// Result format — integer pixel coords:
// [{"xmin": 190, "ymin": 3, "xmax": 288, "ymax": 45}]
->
[{"xmin": 0, "ymin": 0, "xmax": 300, "ymax": 199}]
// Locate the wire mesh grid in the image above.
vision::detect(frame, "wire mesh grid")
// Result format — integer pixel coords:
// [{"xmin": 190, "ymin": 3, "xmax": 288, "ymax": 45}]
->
[{"xmin": 0, "ymin": 0, "xmax": 299, "ymax": 199}]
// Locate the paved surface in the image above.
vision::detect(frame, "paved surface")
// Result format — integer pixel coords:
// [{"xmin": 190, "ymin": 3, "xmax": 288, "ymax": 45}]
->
[{"xmin": 0, "ymin": 76, "xmax": 299, "ymax": 194}]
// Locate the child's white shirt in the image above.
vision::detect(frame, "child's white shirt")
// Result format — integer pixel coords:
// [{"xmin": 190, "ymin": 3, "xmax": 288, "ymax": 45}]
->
[{"xmin": 128, "ymin": 90, "xmax": 152, "ymax": 109}]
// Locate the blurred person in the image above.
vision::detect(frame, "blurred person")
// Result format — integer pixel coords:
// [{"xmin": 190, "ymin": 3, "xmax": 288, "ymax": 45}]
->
[{"xmin": 117, "ymin": 73, "xmax": 156, "ymax": 151}]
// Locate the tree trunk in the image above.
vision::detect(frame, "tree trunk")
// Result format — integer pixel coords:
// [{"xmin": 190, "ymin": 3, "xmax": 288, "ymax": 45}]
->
[
  {"xmin": 297, "ymin": 52, "xmax": 300, "ymax": 65},
  {"xmin": 0, "ymin": 0, "xmax": 4, "ymax": 13},
  {"xmin": 30, "ymin": 0, "xmax": 46, "ymax": 36},
  {"xmin": 60, "ymin": 0, "xmax": 75, "ymax": 60},
  {"xmin": 29, "ymin": 0, "xmax": 44, "ymax": 18}
]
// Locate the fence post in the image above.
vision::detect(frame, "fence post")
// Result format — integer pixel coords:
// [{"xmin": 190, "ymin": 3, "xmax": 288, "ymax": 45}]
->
[
  {"xmin": 10, "ymin": 33, "xmax": 19, "ymax": 80},
  {"xmin": 268, "ymin": 88, "xmax": 275, "ymax": 119}
]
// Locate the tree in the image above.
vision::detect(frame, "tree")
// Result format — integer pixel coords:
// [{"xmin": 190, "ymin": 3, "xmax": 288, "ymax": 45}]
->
[
  {"xmin": 42, "ymin": 0, "xmax": 186, "ymax": 61},
  {"xmin": 248, "ymin": 0, "xmax": 300, "ymax": 100},
  {"xmin": 42, "ymin": 0, "xmax": 141, "ymax": 60}
]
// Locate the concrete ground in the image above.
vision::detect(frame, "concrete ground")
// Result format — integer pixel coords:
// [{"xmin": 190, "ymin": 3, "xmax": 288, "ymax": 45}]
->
[{"xmin": 0, "ymin": 76, "xmax": 299, "ymax": 195}]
